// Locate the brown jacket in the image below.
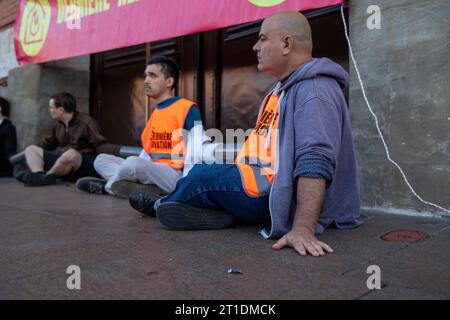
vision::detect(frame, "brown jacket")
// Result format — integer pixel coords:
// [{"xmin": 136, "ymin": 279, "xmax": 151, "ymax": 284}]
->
[{"xmin": 39, "ymin": 111, "xmax": 119, "ymax": 155}]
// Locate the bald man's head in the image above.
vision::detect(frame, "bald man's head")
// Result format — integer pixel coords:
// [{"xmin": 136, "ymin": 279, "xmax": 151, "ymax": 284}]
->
[
  {"xmin": 253, "ymin": 10, "xmax": 313, "ymax": 80},
  {"xmin": 266, "ymin": 10, "xmax": 313, "ymax": 53}
]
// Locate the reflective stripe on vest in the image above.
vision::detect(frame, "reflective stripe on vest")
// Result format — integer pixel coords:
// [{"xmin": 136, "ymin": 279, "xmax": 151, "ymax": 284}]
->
[
  {"xmin": 235, "ymin": 93, "xmax": 279, "ymax": 197},
  {"xmin": 236, "ymin": 164, "xmax": 273, "ymax": 197},
  {"xmin": 141, "ymin": 98, "xmax": 194, "ymax": 170},
  {"xmin": 239, "ymin": 156, "xmax": 271, "ymax": 168},
  {"xmin": 149, "ymin": 153, "xmax": 184, "ymax": 161}
]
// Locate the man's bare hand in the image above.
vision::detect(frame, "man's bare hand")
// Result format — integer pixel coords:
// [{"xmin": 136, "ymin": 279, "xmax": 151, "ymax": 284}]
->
[{"xmin": 272, "ymin": 226, "xmax": 333, "ymax": 257}]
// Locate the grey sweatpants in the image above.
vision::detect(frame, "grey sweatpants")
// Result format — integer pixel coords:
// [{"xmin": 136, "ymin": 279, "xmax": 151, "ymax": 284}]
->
[{"xmin": 94, "ymin": 154, "xmax": 182, "ymax": 195}]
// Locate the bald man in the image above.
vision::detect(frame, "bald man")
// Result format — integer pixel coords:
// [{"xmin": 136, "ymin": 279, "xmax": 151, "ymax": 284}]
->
[{"xmin": 130, "ymin": 11, "xmax": 361, "ymax": 257}]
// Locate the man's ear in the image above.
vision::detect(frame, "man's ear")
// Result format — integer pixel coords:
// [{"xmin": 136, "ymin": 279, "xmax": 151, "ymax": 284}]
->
[
  {"xmin": 166, "ymin": 77, "xmax": 175, "ymax": 89},
  {"xmin": 282, "ymin": 34, "xmax": 294, "ymax": 55}
]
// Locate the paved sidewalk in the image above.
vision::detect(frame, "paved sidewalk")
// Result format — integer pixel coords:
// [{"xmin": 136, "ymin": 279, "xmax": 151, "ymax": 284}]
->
[{"xmin": 0, "ymin": 178, "xmax": 449, "ymax": 299}]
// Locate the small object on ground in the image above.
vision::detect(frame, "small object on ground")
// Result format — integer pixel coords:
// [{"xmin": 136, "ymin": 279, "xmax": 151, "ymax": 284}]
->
[
  {"xmin": 380, "ymin": 229, "xmax": 429, "ymax": 243},
  {"xmin": 227, "ymin": 268, "xmax": 243, "ymax": 274}
]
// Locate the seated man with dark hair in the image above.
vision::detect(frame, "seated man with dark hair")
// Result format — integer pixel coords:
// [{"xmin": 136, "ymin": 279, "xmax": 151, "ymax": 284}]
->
[
  {"xmin": 19, "ymin": 92, "xmax": 114, "ymax": 186},
  {"xmin": 76, "ymin": 56, "xmax": 209, "ymax": 198},
  {"xmin": 0, "ymin": 96, "xmax": 17, "ymax": 177}
]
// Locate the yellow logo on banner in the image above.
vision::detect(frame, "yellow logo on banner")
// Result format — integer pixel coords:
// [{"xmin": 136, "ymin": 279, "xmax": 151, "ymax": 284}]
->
[
  {"xmin": 248, "ymin": 0, "xmax": 286, "ymax": 7},
  {"xmin": 19, "ymin": 0, "xmax": 52, "ymax": 57}
]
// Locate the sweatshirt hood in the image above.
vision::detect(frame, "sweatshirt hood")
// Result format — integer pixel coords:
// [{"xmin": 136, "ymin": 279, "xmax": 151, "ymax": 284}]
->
[{"xmin": 279, "ymin": 57, "xmax": 349, "ymax": 92}]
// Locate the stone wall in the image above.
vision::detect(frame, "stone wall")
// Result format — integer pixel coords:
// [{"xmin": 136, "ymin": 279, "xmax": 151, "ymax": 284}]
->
[
  {"xmin": 349, "ymin": 0, "xmax": 450, "ymax": 216},
  {"xmin": 0, "ymin": 27, "xmax": 18, "ymax": 78}
]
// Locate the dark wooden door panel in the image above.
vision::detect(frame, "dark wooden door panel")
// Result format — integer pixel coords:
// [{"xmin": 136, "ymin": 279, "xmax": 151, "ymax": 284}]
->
[{"xmin": 91, "ymin": 40, "xmax": 178, "ymax": 146}]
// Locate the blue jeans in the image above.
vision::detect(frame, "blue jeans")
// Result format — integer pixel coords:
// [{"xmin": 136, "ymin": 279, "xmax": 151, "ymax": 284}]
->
[{"xmin": 159, "ymin": 164, "xmax": 271, "ymax": 226}]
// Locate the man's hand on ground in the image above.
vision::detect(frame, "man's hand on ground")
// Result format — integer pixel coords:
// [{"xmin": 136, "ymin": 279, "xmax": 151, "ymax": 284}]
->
[{"xmin": 272, "ymin": 226, "xmax": 333, "ymax": 257}]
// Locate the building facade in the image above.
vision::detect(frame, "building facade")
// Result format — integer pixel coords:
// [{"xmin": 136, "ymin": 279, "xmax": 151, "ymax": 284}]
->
[{"xmin": 0, "ymin": 0, "xmax": 448, "ymax": 216}]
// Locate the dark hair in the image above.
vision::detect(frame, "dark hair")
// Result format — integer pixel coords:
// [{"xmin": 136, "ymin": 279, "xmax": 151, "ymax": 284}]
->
[
  {"xmin": 0, "ymin": 96, "xmax": 10, "ymax": 117},
  {"xmin": 147, "ymin": 56, "xmax": 179, "ymax": 89},
  {"xmin": 50, "ymin": 92, "xmax": 77, "ymax": 113}
]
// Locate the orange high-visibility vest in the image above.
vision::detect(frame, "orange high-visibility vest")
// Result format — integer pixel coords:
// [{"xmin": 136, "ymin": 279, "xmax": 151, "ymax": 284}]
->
[
  {"xmin": 141, "ymin": 98, "xmax": 195, "ymax": 169},
  {"xmin": 235, "ymin": 94, "xmax": 279, "ymax": 197}
]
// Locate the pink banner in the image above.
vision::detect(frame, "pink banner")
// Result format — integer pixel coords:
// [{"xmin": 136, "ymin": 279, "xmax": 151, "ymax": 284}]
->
[{"xmin": 15, "ymin": 0, "xmax": 344, "ymax": 65}]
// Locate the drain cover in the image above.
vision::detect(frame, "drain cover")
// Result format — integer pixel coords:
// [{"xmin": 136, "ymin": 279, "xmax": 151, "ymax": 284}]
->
[{"xmin": 381, "ymin": 230, "xmax": 429, "ymax": 243}]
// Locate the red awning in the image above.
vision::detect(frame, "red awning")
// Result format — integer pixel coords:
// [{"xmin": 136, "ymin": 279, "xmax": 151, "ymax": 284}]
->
[{"xmin": 15, "ymin": 0, "xmax": 344, "ymax": 64}]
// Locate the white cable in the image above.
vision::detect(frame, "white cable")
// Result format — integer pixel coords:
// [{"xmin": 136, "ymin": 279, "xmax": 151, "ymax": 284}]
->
[{"xmin": 340, "ymin": 3, "xmax": 450, "ymax": 214}]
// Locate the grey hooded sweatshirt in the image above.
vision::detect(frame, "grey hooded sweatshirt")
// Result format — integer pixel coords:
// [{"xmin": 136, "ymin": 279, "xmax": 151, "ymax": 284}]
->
[{"xmin": 261, "ymin": 57, "xmax": 362, "ymax": 239}]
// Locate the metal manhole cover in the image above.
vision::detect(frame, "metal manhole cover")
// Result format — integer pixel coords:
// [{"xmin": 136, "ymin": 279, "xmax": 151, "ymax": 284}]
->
[{"xmin": 380, "ymin": 230, "xmax": 429, "ymax": 243}]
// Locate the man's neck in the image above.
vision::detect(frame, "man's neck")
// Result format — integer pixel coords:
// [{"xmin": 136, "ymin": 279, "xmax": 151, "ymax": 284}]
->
[
  {"xmin": 152, "ymin": 92, "xmax": 174, "ymax": 105},
  {"xmin": 278, "ymin": 54, "xmax": 312, "ymax": 82},
  {"xmin": 60, "ymin": 112, "xmax": 74, "ymax": 127}
]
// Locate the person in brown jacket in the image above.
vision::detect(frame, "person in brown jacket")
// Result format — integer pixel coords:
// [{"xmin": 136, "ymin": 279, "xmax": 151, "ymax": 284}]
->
[{"xmin": 19, "ymin": 92, "xmax": 113, "ymax": 186}]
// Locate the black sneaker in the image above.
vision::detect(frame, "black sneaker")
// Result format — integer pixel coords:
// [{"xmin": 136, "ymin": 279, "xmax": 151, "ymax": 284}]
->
[
  {"xmin": 129, "ymin": 191, "xmax": 161, "ymax": 216},
  {"xmin": 156, "ymin": 202, "xmax": 234, "ymax": 230},
  {"xmin": 23, "ymin": 172, "xmax": 57, "ymax": 186},
  {"xmin": 76, "ymin": 177, "xmax": 107, "ymax": 195},
  {"xmin": 14, "ymin": 169, "xmax": 31, "ymax": 183},
  {"xmin": 111, "ymin": 180, "xmax": 166, "ymax": 199}
]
